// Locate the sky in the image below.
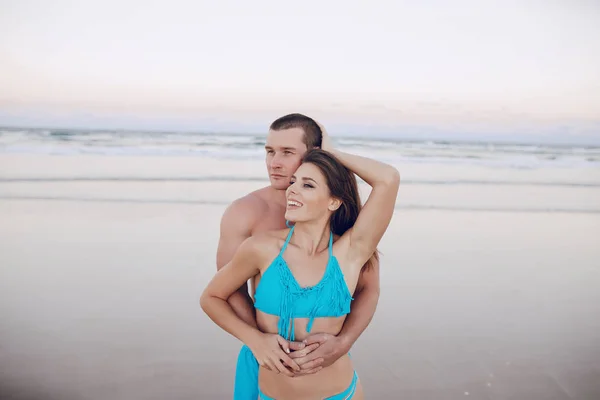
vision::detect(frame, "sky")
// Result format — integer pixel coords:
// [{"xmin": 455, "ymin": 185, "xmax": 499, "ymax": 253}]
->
[{"xmin": 1, "ymin": 0, "xmax": 599, "ymax": 141}]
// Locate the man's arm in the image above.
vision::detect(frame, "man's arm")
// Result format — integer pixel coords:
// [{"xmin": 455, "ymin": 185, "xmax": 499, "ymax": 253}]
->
[
  {"xmin": 337, "ymin": 257, "xmax": 380, "ymax": 349},
  {"xmin": 290, "ymin": 257, "xmax": 380, "ymax": 371},
  {"xmin": 216, "ymin": 197, "xmax": 261, "ymax": 328}
]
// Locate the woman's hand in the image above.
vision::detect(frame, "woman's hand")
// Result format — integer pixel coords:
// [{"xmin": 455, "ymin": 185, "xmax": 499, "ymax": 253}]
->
[
  {"xmin": 316, "ymin": 120, "xmax": 334, "ymax": 152},
  {"xmin": 248, "ymin": 333, "xmax": 300, "ymax": 377}
]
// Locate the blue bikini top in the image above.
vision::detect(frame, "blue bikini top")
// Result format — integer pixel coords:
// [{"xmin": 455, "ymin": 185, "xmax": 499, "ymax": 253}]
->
[{"xmin": 253, "ymin": 225, "xmax": 353, "ymax": 341}]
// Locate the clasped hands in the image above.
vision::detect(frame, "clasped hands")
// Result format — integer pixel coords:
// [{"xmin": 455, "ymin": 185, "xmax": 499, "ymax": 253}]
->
[{"xmin": 248, "ymin": 332, "xmax": 348, "ymax": 377}]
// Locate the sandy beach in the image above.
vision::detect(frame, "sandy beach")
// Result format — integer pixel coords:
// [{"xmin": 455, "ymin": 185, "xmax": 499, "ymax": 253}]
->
[
  {"xmin": 3, "ymin": 0, "xmax": 600, "ymax": 397},
  {"xmin": 1, "ymin": 151, "xmax": 600, "ymax": 400}
]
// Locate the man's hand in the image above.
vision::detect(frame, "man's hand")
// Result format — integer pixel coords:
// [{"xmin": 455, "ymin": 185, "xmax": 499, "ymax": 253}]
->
[
  {"xmin": 264, "ymin": 340, "xmax": 321, "ymax": 375},
  {"xmin": 287, "ymin": 340, "xmax": 315, "ymax": 353},
  {"xmin": 288, "ymin": 333, "xmax": 350, "ymax": 376}
]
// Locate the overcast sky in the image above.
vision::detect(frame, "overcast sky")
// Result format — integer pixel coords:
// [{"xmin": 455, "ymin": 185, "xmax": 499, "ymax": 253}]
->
[{"xmin": 1, "ymin": 0, "xmax": 599, "ymax": 139}]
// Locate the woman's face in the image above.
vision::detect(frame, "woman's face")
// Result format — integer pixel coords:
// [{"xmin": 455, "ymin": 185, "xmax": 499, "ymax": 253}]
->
[{"xmin": 284, "ymin": 162, "xmax": 340, "ymax": 223}]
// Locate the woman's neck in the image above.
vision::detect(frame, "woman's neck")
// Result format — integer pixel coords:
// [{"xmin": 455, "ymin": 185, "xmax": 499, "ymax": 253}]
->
[{"xmin": 290, "ymin": 219, "xmax": 331, "ymax": 256}]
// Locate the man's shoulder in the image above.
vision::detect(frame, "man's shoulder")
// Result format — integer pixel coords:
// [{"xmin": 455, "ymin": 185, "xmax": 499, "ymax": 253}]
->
[
  {"xmin": 220, "ymin": 187, "xmax": 274, "ymax": 234},
  {"xmin": 224, "ymin": 188, "xmax": 270, "ymax": 219}
]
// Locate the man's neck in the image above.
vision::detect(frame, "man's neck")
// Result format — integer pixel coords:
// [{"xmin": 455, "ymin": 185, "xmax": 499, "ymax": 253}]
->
[{"xmin": 264, "ymin": 185, "xmax": 288, "ymax": 209}]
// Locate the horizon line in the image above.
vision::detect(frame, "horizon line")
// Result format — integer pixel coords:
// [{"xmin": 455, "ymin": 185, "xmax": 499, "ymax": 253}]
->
[{"xmin": 1, "ymin": 124, "xmax": 599, "ymax": 148}]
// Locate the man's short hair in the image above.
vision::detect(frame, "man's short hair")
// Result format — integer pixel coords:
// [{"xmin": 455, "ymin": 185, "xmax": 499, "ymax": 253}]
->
[{"xmin": 269, "ymin": 113, "xmax": 322, "ymax": 149}]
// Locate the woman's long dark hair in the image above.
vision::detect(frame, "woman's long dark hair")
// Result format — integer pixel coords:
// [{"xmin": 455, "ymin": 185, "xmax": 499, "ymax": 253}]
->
[{"xmin": 301, "ymin": 149, "xmax": 379, "ymax": 270}]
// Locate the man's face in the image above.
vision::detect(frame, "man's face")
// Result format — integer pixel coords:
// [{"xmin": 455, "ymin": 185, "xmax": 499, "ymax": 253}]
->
[{"xmin": 265, "ymin": 127, "xmax": 308, "ymax": 190}]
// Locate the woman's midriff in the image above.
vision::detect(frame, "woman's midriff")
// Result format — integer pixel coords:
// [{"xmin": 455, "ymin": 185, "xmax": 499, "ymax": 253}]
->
[
  {"xmin": 256, "ymin": 311, "xmax": 347, "ymax": 344},
  {"xmin": 258, "ymin": 354, "xmax": 355, "ymax": 400},
  {"xmin": 256, "ymin": 312, "xmax": 352, "ymax": 399}
]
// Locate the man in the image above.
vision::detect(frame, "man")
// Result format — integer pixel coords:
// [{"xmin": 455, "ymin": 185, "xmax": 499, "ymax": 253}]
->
[{"xmin": 216, "ymin": 113, "xmax": 380, "ymax": 399}]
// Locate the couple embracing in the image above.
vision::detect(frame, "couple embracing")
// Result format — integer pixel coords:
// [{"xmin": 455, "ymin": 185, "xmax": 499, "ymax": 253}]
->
[{"xmin": 201, "ymin": 114, "xmax": 400, "ymax": 399}]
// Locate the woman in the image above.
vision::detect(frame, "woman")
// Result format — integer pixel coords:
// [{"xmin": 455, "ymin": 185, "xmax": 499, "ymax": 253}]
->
[{"xmin": 200, "ymin": 133, "xmax": 400, "ymax": 399}]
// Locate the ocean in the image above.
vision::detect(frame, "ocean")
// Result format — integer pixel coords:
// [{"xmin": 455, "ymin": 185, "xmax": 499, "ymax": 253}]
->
[
  {"xmin": 2, "ymin": 127, "xmax": 599, "ymax": 169},
  {"xmin": 1, "ymin": 127, "xmax": 599, "ymax": 214}
]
